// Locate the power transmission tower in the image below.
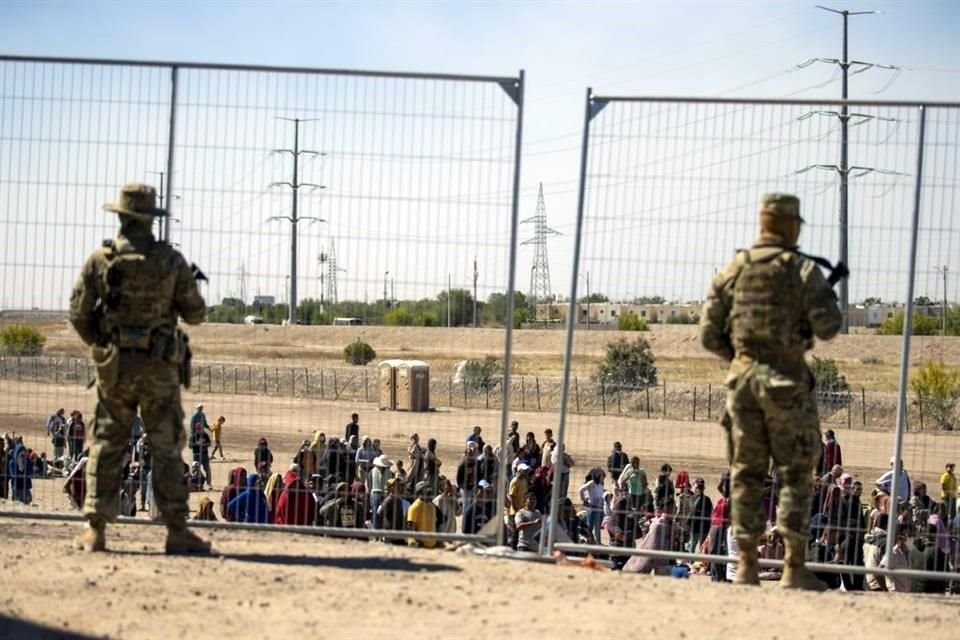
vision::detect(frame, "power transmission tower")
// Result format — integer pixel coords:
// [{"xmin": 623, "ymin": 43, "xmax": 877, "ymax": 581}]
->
[
  {"xmin": 799, "ymin": 6, "xmax": 902, "ymax": 333},
  {"xmin": 238, "ymin": 262, "xmax": 248, "ymax": 305},
  {"xmin": 521, "ymin": 183, "xmax": 561, "ymax": 315},
  {"xmin": 268, "ymin": 117, "xmax": 326, "ymax": 325},
  {"xmin": 318, "ymin": 239, "xmax": 346, "ymax": 312}
]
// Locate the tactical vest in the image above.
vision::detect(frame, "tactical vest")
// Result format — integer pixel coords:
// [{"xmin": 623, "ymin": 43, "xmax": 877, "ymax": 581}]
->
[
  {"xmin": 729, "ymin": 247, "xmax": 808, "ymax": 364},
  {"xmin": 99, "ymin": 239, "xmax": 178, "ymax": 350}
]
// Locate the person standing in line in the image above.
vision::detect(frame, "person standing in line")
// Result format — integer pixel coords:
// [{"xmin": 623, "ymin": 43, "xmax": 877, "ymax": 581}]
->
[
  {"xmin": 66, "ymin": 410, "xmax": 86, "ymax": 462},
  {"xmin": 700, "ymin": 193, "xmax": 841, "ymax": 589},
  {"xmin": 190, "ymin": 403, "xmax": 208, "ymax": 435},
  {"xmin": 939, "ymin": 462, "xmax": 956, "ymax": 520},
  {"xmin": 47, "ymin": 408, "xmax": 67, "ymax": 461},
  {"xmin": 68, "ymin": 183, "xmax": 210, "ymax": 554},
  {"xmin": 210, "ymin": 416, "xmax": 225, "ymax": 460},
  {"xmin": 344, "ymin": 412, "xmax": 360, "ymax": 442}
]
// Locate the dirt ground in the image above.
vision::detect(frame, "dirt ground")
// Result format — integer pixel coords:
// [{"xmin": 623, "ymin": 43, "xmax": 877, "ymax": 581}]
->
[
  {"xmin": 13, "ymin": 318, "xmax": 960, "ymax": 389},
  {"xmin": 0, "ymin": 518, "xmax": 956, "ymax": 640},
  {"xmin": 1, "ymin": 379, "xmax": 955, "ymax": 516}
]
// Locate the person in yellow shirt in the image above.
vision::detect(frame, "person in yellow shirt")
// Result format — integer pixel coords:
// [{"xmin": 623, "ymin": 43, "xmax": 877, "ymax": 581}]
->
[
  {"xmin": 940, "ymin": 462, "xmax": 957, "ymax": 520},
  {"xmin": 211, "ymin": 416, "xmax": 225, "ymax": 459},
  {"xmin": 407, "ymin": 481, "xmax": 438, "ymax": 548}
]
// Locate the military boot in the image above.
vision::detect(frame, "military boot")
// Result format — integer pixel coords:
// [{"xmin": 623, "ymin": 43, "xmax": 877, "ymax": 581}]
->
[
  {"xmin": 780, "ymin": 538, "xmax": 828, "ymax": 591},
  {"xmin": 165, "ymin": 520, "xmax": 212, "ymax": 555},
  {"xmin": 734, "ymin": 539, "xmax": 760, "ymax": 586},
  {"xmin": 73, "ymin": 517, "xmax": 106, "ymax": 552}
]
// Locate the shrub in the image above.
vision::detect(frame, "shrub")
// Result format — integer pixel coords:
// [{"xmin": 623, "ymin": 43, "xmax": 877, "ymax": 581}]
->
[
  {"xmin": 810, "ymin": 357, "xmax": 849, "ymax": 393},
  {"xmin": 343, "ymin": 339, "xmax": 376, "ymax": 365},
  {"xmin": 910, "ymin": 360, "xmax": 960, "ymax": 431},
  {"xmin": 876, "ymin": 312, "xmax": 940, "ymax": 336},
  {"xmin": 594, "ymin": 337, "xmax": 658, "ymax": 391},
  {"xmin": 617, "ymin": 312, "xmax": 649, "ymax": 332},
  {"xmin": 461, "ymin": 356, "xmax": 501, "ymax": 392},
  {"xmin": 0, "ymin": 324, "xmax": 46, "ymax": 355},
  {"xmin": 665, "ymin": 312, "xmax": 697, "ymax": 325}
]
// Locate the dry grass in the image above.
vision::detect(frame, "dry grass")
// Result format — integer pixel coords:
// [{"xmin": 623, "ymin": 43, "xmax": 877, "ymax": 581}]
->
[{"xmin": 6, "ymin": 318, "xmax": 960, "ymax": 391}]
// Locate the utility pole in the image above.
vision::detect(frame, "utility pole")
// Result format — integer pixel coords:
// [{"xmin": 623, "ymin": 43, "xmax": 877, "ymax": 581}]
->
[
  {"xmin": 473, "ymin": 257, "xmax": 479, "ymax": 328},
  {"xmin": 580, "ymin": 271, "xmax": 591, "ymax": 331},
  {"xmin": 383, "ymin": 270, "xmax": 390, "ymax": 312},
  {"xmin": 447, "ymin": 274, "xmax": 452, "ymax": 327},
  {"xmin": 268, "ymin": 117, "xmax": 326, "ymax": 325},
  {"xmin": 812, "ymin": 6, "xmax": 883, "ymax": 333},
  {"xmin": 936, "ymin": 265, "xmax": 949, "ymax": 337}
]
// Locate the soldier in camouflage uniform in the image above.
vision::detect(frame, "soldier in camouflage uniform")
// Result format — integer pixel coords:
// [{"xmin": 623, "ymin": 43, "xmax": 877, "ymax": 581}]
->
[
  {"xmin": 69, "ymin": 183, "xmax": 210, "ymax": 554},
  {"xmin": 700, "ymin": 193, "xmax": 841, "ymax": 590}
]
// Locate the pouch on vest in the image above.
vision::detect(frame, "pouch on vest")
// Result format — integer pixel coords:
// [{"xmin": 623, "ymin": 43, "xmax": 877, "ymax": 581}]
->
[{"xmin": 91, "ymin": 344, "xmax": 120, "ymax": 391}]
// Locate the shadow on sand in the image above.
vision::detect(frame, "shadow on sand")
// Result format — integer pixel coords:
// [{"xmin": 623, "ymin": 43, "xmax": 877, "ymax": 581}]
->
[{"xmin": 0, "ymin": 615, "xmax": 98, "ymax": 640}]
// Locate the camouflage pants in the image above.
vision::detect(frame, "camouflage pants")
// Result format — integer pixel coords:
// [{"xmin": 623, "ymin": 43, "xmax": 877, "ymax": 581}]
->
[
  {"xmin": 85, "ymin": 350, "xmax": 188, "ymax": 523},
  {"xmin": 726, "ymin": 363, "xmax": 821, "ymax": 546}
]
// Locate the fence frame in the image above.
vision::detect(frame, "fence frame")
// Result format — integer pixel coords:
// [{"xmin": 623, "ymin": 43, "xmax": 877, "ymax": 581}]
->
[
  {"xmin": 0, "ymin": 54, "xmax": 526, "ymax": 547},
  {"xmin": 547, "ymin": 90, "xmax": 960, "ymax": 585}
]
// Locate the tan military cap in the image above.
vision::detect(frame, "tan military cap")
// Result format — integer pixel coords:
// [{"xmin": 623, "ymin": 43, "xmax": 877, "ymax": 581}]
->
[
  {"xmin": 103, "ymin": 183, "xmax": 168, "ymax": 222},
  {"xmin": 759, "ymin": 193, "xmax": 804, "ymax": 223}
]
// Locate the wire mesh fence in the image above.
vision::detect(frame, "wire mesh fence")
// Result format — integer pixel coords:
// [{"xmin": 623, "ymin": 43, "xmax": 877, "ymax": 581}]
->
[
  {"xmin": 542, "ymin": 94, "xmax": 960, "ymax": 587},
  {"xmin": 0, "ymin": 56, "xmax": 524, "ymax": 544}
]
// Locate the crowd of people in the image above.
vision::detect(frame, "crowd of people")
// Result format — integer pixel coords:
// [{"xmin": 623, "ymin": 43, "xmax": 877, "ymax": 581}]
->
[{"xmin": 3, "ymin": 406, "xmax": 959, "ymax": 593}]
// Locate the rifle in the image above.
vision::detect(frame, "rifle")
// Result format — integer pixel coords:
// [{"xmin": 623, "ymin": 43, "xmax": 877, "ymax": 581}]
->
[{"xmin": 796, "ymin": 251, "xmax": 849, "ymax": 287}]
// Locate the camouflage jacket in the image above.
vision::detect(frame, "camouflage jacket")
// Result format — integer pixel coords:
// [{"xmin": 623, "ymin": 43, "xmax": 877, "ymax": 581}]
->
[
  {"xmin": 699, "ymin": 240, "xmax": 841, "ymax": 369},
  {"xmin": 69, "ymin": 230, "xmax": 205, "ymax": 348}
]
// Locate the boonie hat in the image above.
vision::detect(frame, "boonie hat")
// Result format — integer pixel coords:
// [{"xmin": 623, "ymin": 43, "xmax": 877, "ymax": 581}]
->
[
  {"xmin": 760, "ymin": 193, "xmax": 804, "ymax": 223},
  {"xmin": 103, "ymin": 182, "xmax": 168, "ymax": 223}
]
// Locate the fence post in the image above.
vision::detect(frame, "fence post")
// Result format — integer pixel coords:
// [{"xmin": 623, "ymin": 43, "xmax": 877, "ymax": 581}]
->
[
  {"xmin": 333, "ymin": 370, "xmax": 338, "ymax": 399},
  {"xmin": 207, "ymin": 367, "xmax": 212, "ymax": 393},
  {"xmin": 846, "ymin": 390, "xmax": 851, "ymax": 429},
  {"xmin": 448, "ymin": 376, "xmax": 453, "ymax": 407},
  {"xmin": 861, "ymin": 387, "xmax": 866, "ymax": 428},
  {"xmin": 485, "ymin": 385, "xmax": 490, "ymax": 409},
  {"xmin": 364, "ymin": 370, "xmax": 369, "ymax": 401},
  {"xmin": 521, "ymin": 376, "xmax": 525, "ymax": 410},
  {"xmin": 919, "ymin": 394, "xmax": 924, "ymax": 432},
  {"xmin": 234, "ymin": 368, "xmax": 238, "ymax": 394},
  {"xmin": 617, "ymin": 387, "xmax": 622, "ymax": 415},
  {"xmin": 17, "ymin": 356, "xmax": 21, "ymax": 381},
  {"xmin": 693, "ymin": 386, "xmax": 697, "ymax": 421},
  {"xmin": 291, "ymin": 368, "xmax": 296, "ymax": 396},
  {"xmin": 601, "ymin": 381, "xmax": 606, "ymax": 415},
  {"xmin": 535, "ymin": 376, "xmax": 541, "ymax": 411},
  {"xmin": 463, "ymin": 379, "xmax": 468, "ymax": 408},
  {"xmin": 574, "ymin": 377, "xmax": 580, "ymax": 413},
  {"xmin": 707, "ymin": 383, "xmax": 712, "ymax": 421},
  {"xmin": 320, "ymin": 370, "xmax": 325, "ymax": 398},
  {"xmin": 262, "ymin": 367, "xmax": 267, "ymax": 394},
  {"xmin": 663, "ymin": 380, "xmax": 667, "ymax": 416},
  {"xmin": 645, "ymin": 385, "xmax": 650, "ymax": 418}
]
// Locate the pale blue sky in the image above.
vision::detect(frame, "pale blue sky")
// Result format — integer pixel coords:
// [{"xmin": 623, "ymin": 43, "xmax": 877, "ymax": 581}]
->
[{"xmin": 1, "ymin": 1, "xmax": 958, "ymax": 309}]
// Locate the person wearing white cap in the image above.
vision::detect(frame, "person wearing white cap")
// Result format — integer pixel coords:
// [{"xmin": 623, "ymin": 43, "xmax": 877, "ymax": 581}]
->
[
  {"xmin": 876, "ymin": 457, "xmax": 911, "ymax": 503},
  {"xmin": 369, "ymin": 454, "xmax": 393, "ymax": 521},
  {"xmin": 190, "ymin": 404, "xmax": 209, "ymax": 434}
]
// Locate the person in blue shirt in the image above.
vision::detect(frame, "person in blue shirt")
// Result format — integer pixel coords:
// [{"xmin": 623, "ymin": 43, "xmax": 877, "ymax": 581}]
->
[
  {"xmin": 190, "ymin": 404, "xmax": 209, "ymax": 435},
  {"xmin": 227, "ymin": 473, "xmax": 269, "ymax": 524}
]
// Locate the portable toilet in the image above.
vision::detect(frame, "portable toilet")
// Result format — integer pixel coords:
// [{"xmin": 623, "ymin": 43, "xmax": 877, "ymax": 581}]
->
[
  {"xmin": 378, "ymin": 359, "xmax": 404, "ymax": 410},
  {"xmin": 396, "ymin": 360, "xmax": 430, "ymax": 412}
]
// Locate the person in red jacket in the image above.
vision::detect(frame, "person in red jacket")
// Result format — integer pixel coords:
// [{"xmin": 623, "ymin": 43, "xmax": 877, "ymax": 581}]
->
[
  {"xmin": 819, "ymin": 430, "xmax": 842, "ymax": 476},
  {"xmin": 275, "ymin": 468, "xmax": 315, "ymax": 526}
]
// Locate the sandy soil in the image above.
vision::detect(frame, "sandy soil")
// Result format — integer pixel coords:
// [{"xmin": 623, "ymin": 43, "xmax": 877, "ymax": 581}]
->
[
  {"xmin": 0, "ymin": 518, "xmax": 956, "ymax": 640},
  {"xmin": 1, "ymin": 379, "xmax": 955, "ymax": 517}
]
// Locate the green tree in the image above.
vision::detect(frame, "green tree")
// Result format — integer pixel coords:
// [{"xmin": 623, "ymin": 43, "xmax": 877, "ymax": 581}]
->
[
  {"xmin": 385, "ymin": 307, "xmax": 415, "ymax": 326},
  {"xmin": 635, "ymin": 295, "xmax": 666, "ymax": 304},
  {"xmin": 581, "ymin": 292, "xmax": 609, "ymax": 303},
  {"xmin": 484, "ymin": 291, "xmax": 528, "ymax": 327},
  {"xmin": 436, "ymin": 288, "xmax": 476, "ymax": 327},
  {"xmin": 665, "ymin": 312, "xmax": 697, "ymax": 325},
  {"xmin": 617, "ymin": 312, "xmax": 649, "ymax": 331},
  {"xmin": 809, "ymin": 357, "xmax": 849, "ymax": 393},
  {"xmin": 594, "ymin": 337, "xmax": 658, "ymax": 390},
  {"xmin": 876, "ymin": 312, "xmax": 940, "ymax": 336},
  {"xmin": 911, "ymin": 360, "xmax": 960, "ymax": 431},
  {"xmin": 0, "ymin": 324, "xmax": 46, "ymax": 355},
  {"xmin": 861, "ymin": 296, "xmax": 882, "ymax": 306},
  {"xmin": 914, "ymin": 296, "xmax": 935, "ymax": 307},
  {"xmin": 461, "ymin": 356, "xmax": 501, "ymax": 391}
]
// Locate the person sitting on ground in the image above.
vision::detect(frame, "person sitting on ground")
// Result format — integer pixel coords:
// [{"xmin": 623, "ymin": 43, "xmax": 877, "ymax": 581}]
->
[
  {"xmin": 407, "ymin": 481, "xmax": 439, "ymax": 548},
  {"xmin": 220, "ymin": 466, "xmax": 248, "ymax": 521},
  {"xmin": 911, "ymin": 523, "xmax": 950, "ymax": 594},
  {"xmin": 317, "ymin": 481, "xmax": 359, "ymax": 529},
  {"xmin": 377, "ymin": 477, "xmax": 407, "ymax": 542},
  {"xmin": 227, "ymin": 473, "xmax": 269, "ymax": 524},
  {"xmin": 433, "ymin": 477, "xmax": 459, "ymax": 535},
  {"xmin": 186, "ymin": 461, "xmax": 207, "ymax": 492},
  {"xmin": 275, "ymin": 466, "xmax": 315, "ymax": 526},
  {"xmin": 880, "ymin": 530, "xmax": 912, "ymax": 592},
  {"xmin": 514, "ymin": 492, "xmax": 543, "ymax": 552},
  {"xmin": 263, "ymin": 470, "xmax": 286, "ymax": 523},
  {"xmin": 758, "ymin": 528, "xmax": 784, "ymax": 581},
  {"xmin": 194, "ymin": 496, "xmax": 218, "ymax": 522},
  {"xmin": 253, "ymin": 438, "xmax": 273, "ymax": 476},
  {"xmin": 623, "ymin": 501, "xmax": 678, "ymax": 575},
  {"xmin": 462, "ymin": 479, "xmax": 495, "ymax": 535}
]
